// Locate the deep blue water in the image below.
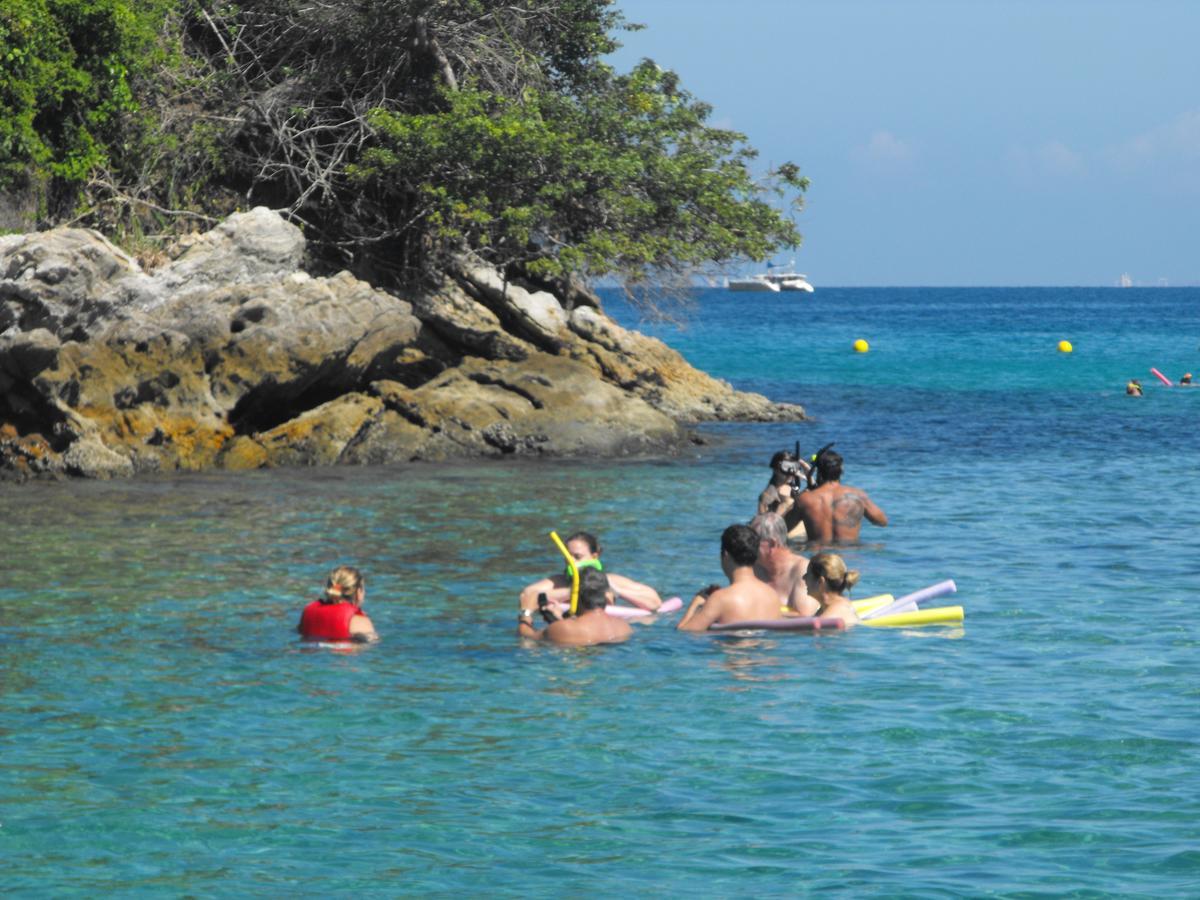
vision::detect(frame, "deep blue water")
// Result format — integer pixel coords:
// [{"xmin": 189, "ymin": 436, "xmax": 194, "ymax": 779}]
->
[{"xmin": 2, "ymin": 287, "xmax": 1199, "ymax": 896}]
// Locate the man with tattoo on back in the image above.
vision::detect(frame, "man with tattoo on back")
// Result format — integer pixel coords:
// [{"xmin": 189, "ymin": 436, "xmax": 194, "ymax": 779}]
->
[{"xmin": 791, "ymin": 449, "xmax": 888, "ymax": 545}]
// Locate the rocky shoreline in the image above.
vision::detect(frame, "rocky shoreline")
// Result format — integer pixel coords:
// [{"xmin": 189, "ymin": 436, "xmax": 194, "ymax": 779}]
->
[{"xmin": 0, "ymin": 208, "xmax": 804, "ymax": 481}]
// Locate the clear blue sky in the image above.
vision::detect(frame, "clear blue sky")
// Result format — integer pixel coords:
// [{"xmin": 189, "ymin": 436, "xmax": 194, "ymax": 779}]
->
[{"xmin": 609, "ymin": 0, "xmax": 1200, "ymax": 286}]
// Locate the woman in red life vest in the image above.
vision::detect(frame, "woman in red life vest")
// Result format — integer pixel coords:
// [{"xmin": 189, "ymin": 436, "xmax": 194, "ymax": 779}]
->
[{"xmin": 298, "ymin": 566, "xmax": 378, "ymax": 642}]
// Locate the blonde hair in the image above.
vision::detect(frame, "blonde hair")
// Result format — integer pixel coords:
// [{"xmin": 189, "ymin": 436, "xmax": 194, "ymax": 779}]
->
[
  {"xmin": 808, "ymin": 552, "xmax": 860, "ymax": 594},
  {"xmin": 323, "ymin": 565, "xmax": 364, "ymax": 604}
]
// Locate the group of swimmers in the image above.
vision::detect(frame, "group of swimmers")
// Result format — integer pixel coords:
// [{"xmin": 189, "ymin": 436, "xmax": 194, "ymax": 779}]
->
[
  {"xmin": 295, "ymin": 446, "xmax": 889, "ymax": 647},
  {"xmin": 1128, "ymin": 372, "xmax": 1194, "ymax": 395}
]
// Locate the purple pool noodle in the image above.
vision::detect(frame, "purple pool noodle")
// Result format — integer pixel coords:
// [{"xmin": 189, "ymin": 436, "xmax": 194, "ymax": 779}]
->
[
  {"xmin": 860, "ymin": 579, "xmax": 956, "ymax": 621},
  {"xmin": 709, "ymin": 616, "xmax": 847, "ymax": 632}
]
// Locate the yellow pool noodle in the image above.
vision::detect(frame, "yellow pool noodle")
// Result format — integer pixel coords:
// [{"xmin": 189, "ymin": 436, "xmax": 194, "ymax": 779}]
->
[
  {"xmin": 861, "ymin": 605, "xmax": 964, "ymax": 628},
  {"xmin": 851, "ymin": 594, "xmax": 894, "ymax": 615},
  {"xmin": 549, "ymin": 530, "xmax": 579, "ymax": 615}
]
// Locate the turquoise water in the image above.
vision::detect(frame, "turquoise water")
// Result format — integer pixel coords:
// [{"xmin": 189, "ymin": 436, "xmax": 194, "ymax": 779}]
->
[{"xmin": 3, "ymin": 287, "xmax": 1199, "ymax": 895}]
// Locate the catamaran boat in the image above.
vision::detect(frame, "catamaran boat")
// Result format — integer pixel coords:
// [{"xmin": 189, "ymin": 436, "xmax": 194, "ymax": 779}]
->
[
  {"xmin": 726, "ymin": 274, "xmax": 781, "ymax": 292},
  {"xmin": 727, "ymin": 261, "xmax": 815, "ymax": 293}
]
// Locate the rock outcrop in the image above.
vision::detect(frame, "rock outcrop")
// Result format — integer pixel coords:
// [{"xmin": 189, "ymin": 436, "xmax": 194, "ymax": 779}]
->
[{"xmin": 0, "ymin": 208, "xmax": 803, "ymax": 480}]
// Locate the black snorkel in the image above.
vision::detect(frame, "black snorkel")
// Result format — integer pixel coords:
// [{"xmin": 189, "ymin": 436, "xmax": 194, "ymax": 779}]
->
[{"xmin": 810, "ymin": 442, "xmax": 836, "ymax": 487}]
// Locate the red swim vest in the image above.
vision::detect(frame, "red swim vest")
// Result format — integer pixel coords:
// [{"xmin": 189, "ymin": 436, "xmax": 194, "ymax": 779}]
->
[{"xmin": 299, "ymin": 600, "xmax": 364, "ymax": 641}]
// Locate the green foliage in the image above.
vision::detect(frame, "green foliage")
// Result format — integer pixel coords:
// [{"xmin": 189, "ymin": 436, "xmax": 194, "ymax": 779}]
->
[
  {"xmin": 0, "ymin": 0, "xmax": 173, "ymax": 205},
  {"xmin": 4, "ymin": 0, "xmax": 807, "ymax": 288}
]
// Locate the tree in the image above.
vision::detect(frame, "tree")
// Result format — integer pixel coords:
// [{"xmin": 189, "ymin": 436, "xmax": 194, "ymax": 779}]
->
[{"xmin": 9, "ymin": 0, "xmax": 807, "ymax": 288}]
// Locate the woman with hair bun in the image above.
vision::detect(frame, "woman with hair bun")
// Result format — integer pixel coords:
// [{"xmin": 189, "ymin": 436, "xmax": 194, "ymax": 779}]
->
[
  {"xmin": 298, "ymin": 566, "xmax": 378, "ymax": 642},
  {"xmin": 802, "ymin": 552, "xmax": 862, "ymax": 627}
]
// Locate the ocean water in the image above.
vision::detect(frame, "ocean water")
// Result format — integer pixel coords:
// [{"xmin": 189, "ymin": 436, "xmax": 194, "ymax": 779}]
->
[{"xmin": 2, "ymin": 287, "xmax": 1199, "ymax": 896}]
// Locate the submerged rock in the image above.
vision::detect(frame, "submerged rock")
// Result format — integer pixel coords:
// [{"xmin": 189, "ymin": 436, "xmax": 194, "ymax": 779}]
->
[{"xmin": 0, "ymin": 208, "xmax": 804, "ymax": 480}]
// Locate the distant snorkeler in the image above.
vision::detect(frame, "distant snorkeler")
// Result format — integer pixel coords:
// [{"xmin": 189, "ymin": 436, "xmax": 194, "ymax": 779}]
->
[
  {"xmin": 298, "ymin": 565, "xmax": 378, "ymax": 643},
  {"xmin": 517, "ymin": 567, "xmax": 632, "ymax": 646},
  {"xmin": 1126, "ymin": 379, "xmax": 1143, "ymax": 396},
  {"xmin": 1180, "ymin": 373, "xmax": 1195, "ymax": 386}
]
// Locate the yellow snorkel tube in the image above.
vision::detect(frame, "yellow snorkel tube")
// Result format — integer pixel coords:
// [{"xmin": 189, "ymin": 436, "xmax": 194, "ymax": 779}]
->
[{"xmin": 550, "ymin": 531, "xmax": 579, "ymax": 616}]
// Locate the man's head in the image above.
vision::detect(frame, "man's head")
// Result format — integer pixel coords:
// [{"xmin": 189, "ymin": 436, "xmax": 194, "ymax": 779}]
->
[
  {"xmin": 750, "ymin": 512, "xmax": 789, "ymax": 551},
  {"xmin": 720, "ymin": 523, "xmax": 760, "ymax": 568},
  {"xmin": 815, "ymin": 449, "xmax": 843, "ymax": 484},
  {"xmin": 576, "ymin": 566, "xmax": 613, "ymax": 612},
  {"xmin": 1183, "ymin": 373, "xmax": 1193, "ymax": 385}
]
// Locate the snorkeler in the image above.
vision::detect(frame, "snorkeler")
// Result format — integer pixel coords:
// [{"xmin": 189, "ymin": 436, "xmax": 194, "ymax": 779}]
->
[
  {"xmin": 677, "ymin": 524, "xmax": 780, "ymax": 632},
  {"xmin": 517, "ymin": 530, "xmax": 662, "ymax": 618},
  {"xmin": 791, "ymin": 448, "xmax": 888, "ymax": 545},
  {"xmin": 298, "ymin": 565, "xmax": 378, "ymax": 642},
  {"xmin": 802, "ymin": 552, "xmax": 862, "ymax": 627},
  {"xmin": 750, "ymin": 512, "xmax": 816, "ymax": 616},
  {"xmin": 1126, "ymin": 379, "xmax": 1143, "ymax": 396},
  {"xmin": 757, "ymin": 449, "xmax": 810, "ymax": 540},
  {"xmin": 518, "ymin": 567, "xmax": 633, "ymax": 646}
]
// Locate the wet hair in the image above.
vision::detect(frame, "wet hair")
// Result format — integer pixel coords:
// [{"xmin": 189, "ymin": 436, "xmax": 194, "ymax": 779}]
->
[
  {"xmin": 565, "ymin": 531, "xmax": 599, "ymax": 555},
  {"xmin": 721, "ymin": 523, "xmax": 760, "ymax": 567},
  {"xmin": 807, "ymin": 552, "xmax": 859, "ymax": 594},
  {"xmin": 576, "ymin": 567, "xmax": 612, "ymax": 611},
  {"xmin": 750, "ymin": 512, "xmax": 789, "ymax": 547},
  {"xmin": 815, "ymin": 449, "xmax": 843, "ymax": 483},
  {"xmin": 323, "ymin": 565, "xmax": 364, "ymax": 604}
]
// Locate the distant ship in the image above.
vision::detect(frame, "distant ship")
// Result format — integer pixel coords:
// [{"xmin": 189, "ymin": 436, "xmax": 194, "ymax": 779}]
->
[
  {"xmin": 1118, "ymin": 273, "xmax": 1133, "ymax": 288},
  {"xmin": 726, "ymin": 261, "xmax": 815, "ymax": 293}
]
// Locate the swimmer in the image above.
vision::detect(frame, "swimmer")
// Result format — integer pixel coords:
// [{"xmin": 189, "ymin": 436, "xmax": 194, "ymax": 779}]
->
[
  {"xmin": 750, "ymin": 512, "xmax": 816, "ymax": 616},
  {"xmin": 1126, "ymin": 379, "xmax": 1143, "ymax": 396},
  {"xmin": 518, "ymin": 530, "xmax": 662, "ymax": 617},
  {"xmin": 791, "ymin": 449, "xmax": 888, "ymax": 545},
  {"xmin": 757, "ymin": 449, "xmax": 810, "ymax": 540},
  {"xmin": 298, "ymin": 565, "xmax": 378, "ymax": 642},
  {"xmin": 677, "ymin": 524, "xmax": 781, "ymax": 631},
  {"xmin": 518, "ymin": 567, "xmax": 633, "ymax": 646},
  {"xmin": 802, "ymin": 552, "xmax": 861, "ymax": 628},
  {"xmin": 1180, "ymin": 373, "xmax": 1195, "ymax": 387}
]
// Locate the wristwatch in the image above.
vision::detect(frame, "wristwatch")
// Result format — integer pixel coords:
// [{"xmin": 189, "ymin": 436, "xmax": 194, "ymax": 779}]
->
[{"xmin": 518, "ymin": 609, "xmax": 534, "ymax": 621}]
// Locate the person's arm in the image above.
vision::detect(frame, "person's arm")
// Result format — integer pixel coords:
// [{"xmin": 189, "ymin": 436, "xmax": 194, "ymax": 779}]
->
[
  {"xmin": 519, "ymin": 576, "xmax": 569, "ymax": 611},
  {"xmin": 349, "ymin": 614, "xmax": 379, "ymax": 643},
  {"xmin": 677, "ymin": 585, "xmax": 722, "ymax": 632},
  {"xmin": 677, "ymin": 592, "xmax": 728, "ymax": 632},
  {"xmin": 862, "ymin": 494, "xmax": 888, "ymax": 527},
  {"xmin": 605, "ymin": 573, "xmax": 662, "ymax": 610},
  {"xmin": 517, "ymin": 617, "xmax": 545, "ymax": 640}
]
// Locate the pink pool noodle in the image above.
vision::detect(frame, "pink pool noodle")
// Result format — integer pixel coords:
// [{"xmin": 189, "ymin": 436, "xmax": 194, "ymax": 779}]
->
[
  {"xmin": 605, "ymin": 596, "xmax": 683, "ymax": 618},
  {"xmin": 860, "ymin": 579, "xmax": 957, "ymax": 621},
  {"xmin": 1150, "ymin": 367, "xmax": 1173, "ymax": 387}
]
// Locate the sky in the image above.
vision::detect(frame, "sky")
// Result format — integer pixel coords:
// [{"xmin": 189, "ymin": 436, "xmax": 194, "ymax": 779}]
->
[{"xmin": 608, "ymin": 0, "xmax": 1200, "ymax": 286}]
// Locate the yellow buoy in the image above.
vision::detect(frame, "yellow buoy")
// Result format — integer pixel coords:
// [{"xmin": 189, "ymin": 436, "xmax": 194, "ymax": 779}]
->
[
  {"xmin": 853, "ymin": 339, "xmax": 869, "ymax": 353},
  {"xmin": 1058, "ymin": 340, "xmax": 1073, "ymax": 353}
]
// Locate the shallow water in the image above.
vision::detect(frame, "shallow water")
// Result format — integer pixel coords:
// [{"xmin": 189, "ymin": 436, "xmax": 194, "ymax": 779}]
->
[{"xmin": 3, "ymin": 287, "xmax": 1199, "ymax": 895}]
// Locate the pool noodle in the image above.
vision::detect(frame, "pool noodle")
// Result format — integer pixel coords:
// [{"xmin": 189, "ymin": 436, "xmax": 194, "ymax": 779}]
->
[
  {"xmin": 709, "ymin": 616, "xmax": 847, "ymax": 632},
  {"xmin": 861, "ymin": 605, "xmax": 964, "ymax": 628},
  {"xmin": 1150, "ymin": 367, "xmax": 1173, "ymax": 387},
  {"xmin": 606, "ymin": 596, "xmax": 683, "ymax": 619},
  {"xmin": 550, "ymin": 595, "xmax": 683, "ymax": 618},
  {"xmin": 851, "ymin": 594, "xmax": 894, "ymax": 615},
  {"xmin": 860, "ymin": 579, "xmax": 957, "ymax": 620}
]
